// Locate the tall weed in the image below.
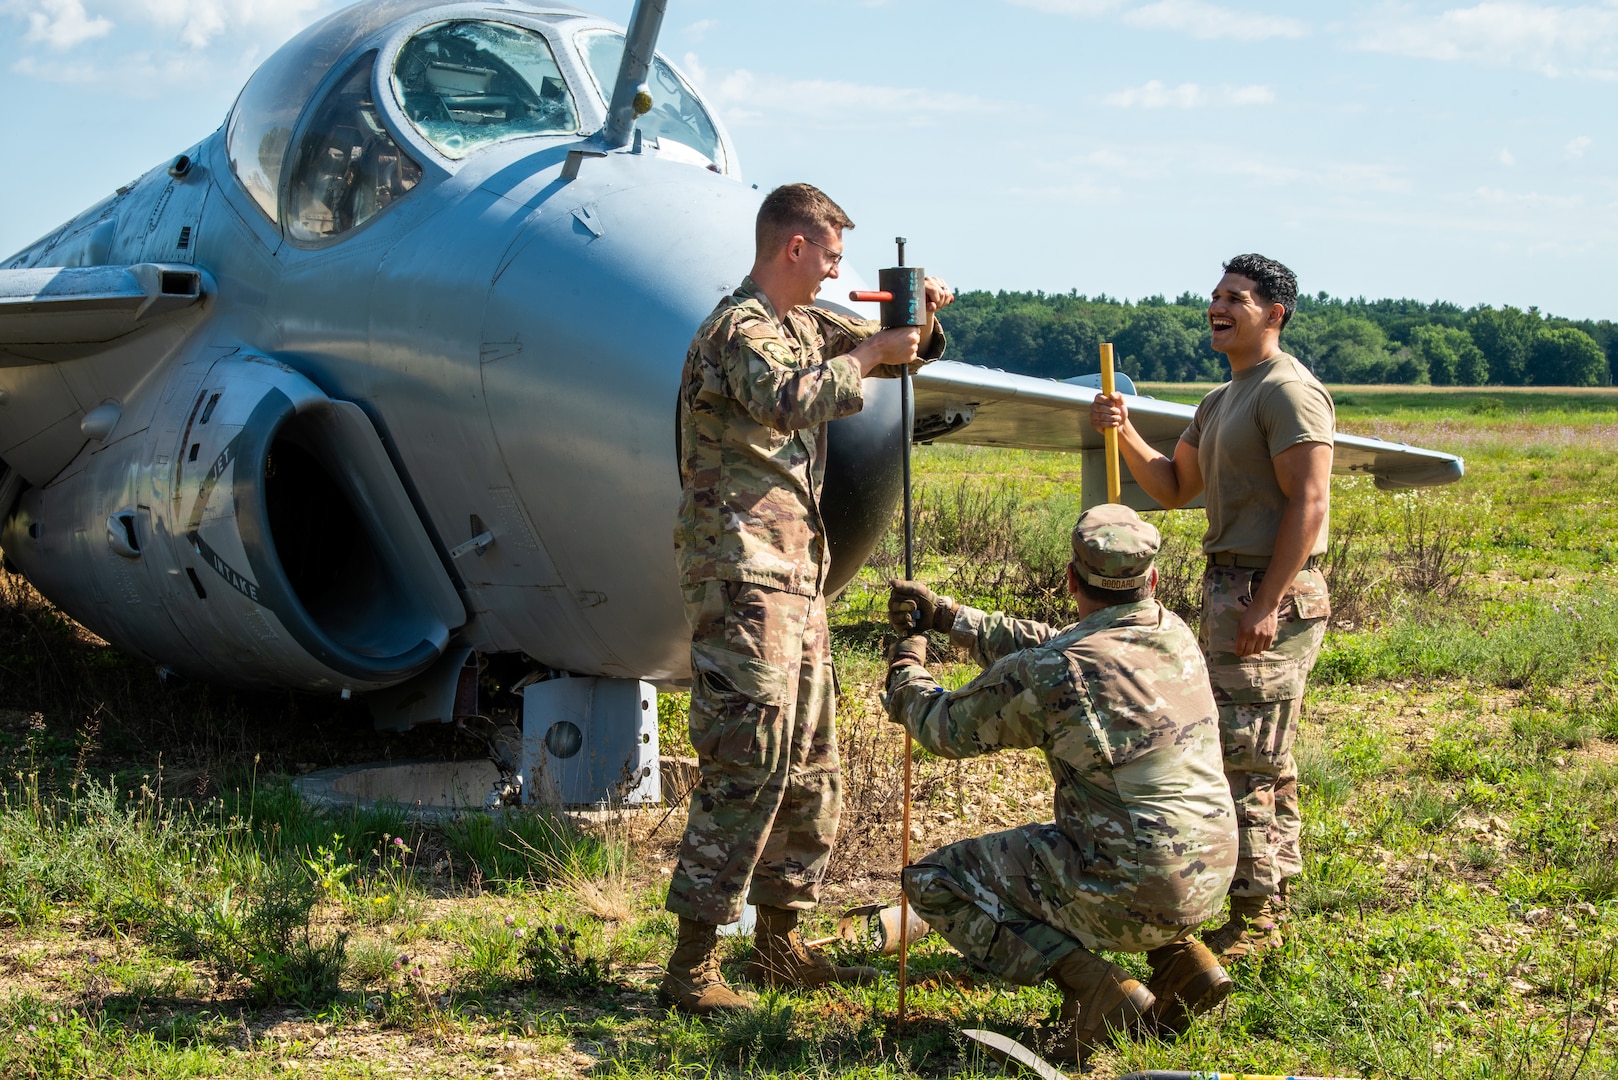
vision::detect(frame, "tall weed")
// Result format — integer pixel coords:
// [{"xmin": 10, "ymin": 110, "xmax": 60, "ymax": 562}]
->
[
  {"xmin": 1389, "ymin": 493, "xmax": 1473, "ymax": 605},
  {"xmin": 439, "ymin": 805, "xmax": 608, "ymax": 889},
  {"xmin": 151, "ymin": 858, "xmax": 348, "ymax": 1005}
]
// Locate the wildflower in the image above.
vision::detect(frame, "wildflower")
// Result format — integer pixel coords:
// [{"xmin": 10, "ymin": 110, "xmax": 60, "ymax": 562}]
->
[
  {"xmin": 393, "ymin": 836, "xmax": 405, "ymax": 847},
  {"xmin": 515, "ymin": 928, "xmax": 525, "ymax": 939},
  {"xmin": 504, "ymin": 914, "xmax": 515, "ymax": 928}
]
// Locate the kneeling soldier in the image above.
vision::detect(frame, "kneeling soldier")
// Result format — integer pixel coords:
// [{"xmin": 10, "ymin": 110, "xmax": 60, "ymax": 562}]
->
[{"xmin": 883, "ymin": 505, "xmax": 1238, "ymax": 1063}]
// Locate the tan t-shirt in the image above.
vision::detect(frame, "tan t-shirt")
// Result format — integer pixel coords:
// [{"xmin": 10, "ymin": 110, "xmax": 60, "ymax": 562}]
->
[{"xmin": 1182, "ymin": 353, "xmax": 1334, "ymax": 557}]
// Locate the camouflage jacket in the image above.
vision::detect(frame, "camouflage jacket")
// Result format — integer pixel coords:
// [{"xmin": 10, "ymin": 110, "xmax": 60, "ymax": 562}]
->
[
  {"xmin": 887, "ymin": 600, "xmax": 1237, "ymax": 927},
  {"xmin": 673, "ymin": 276, "xmax": 943, "ymax": 595}
]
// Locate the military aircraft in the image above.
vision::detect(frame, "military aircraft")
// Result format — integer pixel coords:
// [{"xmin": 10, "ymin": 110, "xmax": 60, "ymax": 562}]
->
[{"xmin": 0, "ymin": 0, "xmax": 1461, "ymax": 803}]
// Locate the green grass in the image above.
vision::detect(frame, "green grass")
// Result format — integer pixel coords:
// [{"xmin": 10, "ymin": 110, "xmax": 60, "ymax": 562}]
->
[{"xmin": 4, "ymin": 387, "xmax": 1618, "ymax": 1076}]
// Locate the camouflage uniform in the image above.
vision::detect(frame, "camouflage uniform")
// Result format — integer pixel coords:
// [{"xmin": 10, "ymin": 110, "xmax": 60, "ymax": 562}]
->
[
  {"xmin": 1182, "ymin": 352, "xmax": 1334, "ymax": 899},
  {"xmin": 669, "ymin": 277, "xmax": 942, "ymax": 925},
  {"xmin": 886, "ymin": 597, "xmax": 1237, "ymax": 985},
  {"xmin": 1199, "ymin": 566, "xmax": 1328, "ymax": 896}
]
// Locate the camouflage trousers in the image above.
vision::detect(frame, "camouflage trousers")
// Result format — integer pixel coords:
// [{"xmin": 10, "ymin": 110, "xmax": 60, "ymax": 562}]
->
[
  {"xmin": 666, "ymin": 579, "xmax": 840, "ymax": 926},
  {"xmin": 1200, "ymin": 564, "xmax": 1329, "ymax": 899},
  {"xmin": 902, "ymin": 825, "xmax": 1193, "ymax": 986}
]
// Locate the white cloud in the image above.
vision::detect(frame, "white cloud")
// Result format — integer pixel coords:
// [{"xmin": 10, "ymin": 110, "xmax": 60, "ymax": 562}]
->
[
  {"xmin": 1006, "ymin": 0, "xmax": 1306, "ymax": 36},
  {"xmin": 124, "ymin": 0, "xmax": 337, "ymax": 49},
  {"xmin": 1103, "ymin": 79, "xmax": 1276, "ymax": 107},
  {"xmin": 1214, "ymin": 157, "xmax": 1409, "ymax": 193},
  {"xmin": 11, "ymin": 52, "xmax": 104, "ymax": 81},
  {"xmin": 682, "ymin": 55, "xmax": 998, "ymax": 128},
  {"xmin": 682, "ymin": 18, "xmax": 718, "ymax": 42},
  {"xmin": 1226, "ymin": 84, "xmax": 1278, "ymax": 105},
  {"xmin": 1010, "ymin": 140, "xmax": 1411, "ymax": 196},
  {"xmin": 1106, "ymin": 79, "xmax": 1205, "ymax": 107},
  {"xmin": 23, "ymin": 0, "xmax": 111, "ymax": 49},
  {"xmin": 10, "ymin": 45, "xmax": 222, "ymax": 95},
  {"xmin": 1472, "ymin": 185, "xmax": 1583, "ymax": 208},
  {"xmin": 6, "ymin": 0, "xmax": 338, "ymax": 52},
  {"xmin": 1356, "ymin": 2, "xmax": 1618, "ymax": 79},
  {"xmin": 1004, "ymin": 0, "xmax": 1129, "ymax": 14},
  {"xmin": 1499, "ymin": 147, "xmax": 1517, "ymax": 165},
  {"xmin": 1122, "ymin": 0, "xmax": 1308, "ymax": 39},
  {"xmin": 1006, "ymin": 179, "xmax": 1127, "ymax": 202},
  {"xmin": 1565, "ymin": 134, "xmax": 1593, "ymax": 158},
  {"xmin": 5, "ymin": 0, "xmax": 340, "ymax": 94}
]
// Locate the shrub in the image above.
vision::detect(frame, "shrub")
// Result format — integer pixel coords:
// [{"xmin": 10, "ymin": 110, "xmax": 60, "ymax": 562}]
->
[{"xmin": 151, "ymin": 857, "xmax": 348, "ymax": 1006}]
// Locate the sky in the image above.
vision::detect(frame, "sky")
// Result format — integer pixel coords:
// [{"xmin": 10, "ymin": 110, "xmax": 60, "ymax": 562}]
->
[{"xmin": 1, "ymin": 0, "xmax": 1614, "ymax": 320}]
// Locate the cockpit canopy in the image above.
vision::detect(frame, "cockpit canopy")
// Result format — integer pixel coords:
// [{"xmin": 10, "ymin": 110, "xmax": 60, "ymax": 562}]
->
[
  {"xmin": 393, "ymin": 20, "xmax": 579, "ymax": 160},
  {"xmin": 576, "ymin": 30, "xmax": 725, "ymax": 170},
  {"xmin": 285, "ymin": 53, "xmax": 423, "ymax": 243},
  {"xmin": 226, "ymin": 0, "xmax": 446, "ymax": 224},
  {"xmin": 225, "ymin": 1, "xmax": 729, "ymax": 240}
]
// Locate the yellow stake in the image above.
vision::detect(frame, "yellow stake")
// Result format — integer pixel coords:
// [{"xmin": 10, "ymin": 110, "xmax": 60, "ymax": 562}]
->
[{"xmin": 1100, "ymin": 343, "xmax": 1122, "ymax": 504}]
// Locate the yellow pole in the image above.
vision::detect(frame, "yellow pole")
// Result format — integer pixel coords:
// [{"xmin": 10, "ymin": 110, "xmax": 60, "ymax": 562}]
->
[{"xmin": 1100, "ymin": 343, "xmax": 1121, "ymax": 504}]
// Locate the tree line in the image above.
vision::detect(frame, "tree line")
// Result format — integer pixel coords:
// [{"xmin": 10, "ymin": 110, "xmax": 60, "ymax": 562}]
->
[{"xmin": 939, "ymin": 289, "xmax": 1617, "ymax": 386}]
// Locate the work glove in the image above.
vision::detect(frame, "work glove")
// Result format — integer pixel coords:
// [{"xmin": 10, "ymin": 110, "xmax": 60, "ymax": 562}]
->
[
  {"xmin": 886, "ymin": 634, "xmax": 929, "ymax": 670},
  {"xmin": 883, "ymin": 634, "xmax": 930, "ymax": 715},
  {"xmin": 887, "ymin": 579, "xmax": 957, "ymax": 635}
]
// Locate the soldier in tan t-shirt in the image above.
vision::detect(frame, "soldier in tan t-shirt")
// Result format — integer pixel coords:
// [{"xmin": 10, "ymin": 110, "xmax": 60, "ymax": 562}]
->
[{"xmin": 1090, "ymin": 254, "xmax": 1332, "ymax": 964}]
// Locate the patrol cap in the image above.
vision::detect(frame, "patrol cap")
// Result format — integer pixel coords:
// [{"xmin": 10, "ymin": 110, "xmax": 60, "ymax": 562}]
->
[{"xmin": 1070, "ymin": 504, "xmax": 1160, "ymax": 590}]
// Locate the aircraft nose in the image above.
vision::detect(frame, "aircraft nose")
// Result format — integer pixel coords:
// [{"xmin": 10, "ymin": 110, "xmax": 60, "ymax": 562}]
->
[
  {"xmin": 473, "ymin": 158, "xmax": 904, "ymax": 678},
  {"xmin": 474, "ymin": 163, "xmax": 759, "ymax": 679}
]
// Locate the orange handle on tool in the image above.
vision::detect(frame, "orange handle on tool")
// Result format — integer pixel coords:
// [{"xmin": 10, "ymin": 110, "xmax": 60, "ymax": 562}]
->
[{"xmin": 849, "ymin": 290, "xmax": 893, "ymax": 303}]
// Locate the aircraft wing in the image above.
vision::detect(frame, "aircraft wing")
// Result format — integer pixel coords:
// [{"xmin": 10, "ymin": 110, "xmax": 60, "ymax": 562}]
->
[
  {"xmin": 0, "ymin": 264, "xmax": 206, "ymax": 364},
  {"xmin": 910, "ymin": 360, "xmax": 1465, "ymax": 511}
]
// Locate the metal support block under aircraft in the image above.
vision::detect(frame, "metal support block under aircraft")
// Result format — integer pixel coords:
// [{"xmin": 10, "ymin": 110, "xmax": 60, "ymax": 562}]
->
[{"xmin": 0, "ymin": 0, "xmax": 1462, "ymax": 807}]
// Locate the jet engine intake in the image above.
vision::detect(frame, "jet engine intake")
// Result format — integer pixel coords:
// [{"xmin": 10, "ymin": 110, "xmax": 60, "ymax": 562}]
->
[{"xmin": 2, "ymin": 354, "xmax": 465, "ymax": 692}]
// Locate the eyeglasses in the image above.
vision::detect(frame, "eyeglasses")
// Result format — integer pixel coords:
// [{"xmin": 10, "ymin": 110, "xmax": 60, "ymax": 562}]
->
[{"xmin": 801, "ymin": 236, "xmax": 843, "ymax": 266}]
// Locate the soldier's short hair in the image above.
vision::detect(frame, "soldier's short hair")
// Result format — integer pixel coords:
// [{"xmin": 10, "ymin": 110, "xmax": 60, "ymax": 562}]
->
[
  {"xmin": 757, "ymin": 183, "xmax": 855, "ymax": 254},
  {"xmin": 1222, "ymin": 253, "xmax": 1298, "ymax": 329}
]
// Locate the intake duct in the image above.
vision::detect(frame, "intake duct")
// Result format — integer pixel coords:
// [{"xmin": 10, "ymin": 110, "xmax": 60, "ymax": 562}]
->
[{"xmin": 2, "ymin": 354, "xmax": 465, "ymax": 692}]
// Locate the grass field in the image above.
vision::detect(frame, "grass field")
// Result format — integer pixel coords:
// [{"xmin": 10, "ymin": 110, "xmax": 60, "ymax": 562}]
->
[{"xmin": 2, "ymin": 388, "xmax": 1617, "ymax": 1079}]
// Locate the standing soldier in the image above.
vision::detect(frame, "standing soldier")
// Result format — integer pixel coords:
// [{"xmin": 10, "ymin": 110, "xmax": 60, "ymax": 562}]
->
[
  {"xmin": 663, "ymin": 183, "xmax": 953, "ymax": 1014},
  {"xmin": 884, "ymin": 505, "xmax": 1238, "ymax": 1064},
  {"xmin": 1090, "ymin": 254, "xmax": 1332, "ymax": 962}
]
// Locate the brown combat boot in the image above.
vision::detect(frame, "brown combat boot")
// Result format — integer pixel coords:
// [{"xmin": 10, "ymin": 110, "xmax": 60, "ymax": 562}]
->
[
  {"xmin": 743, "ymin": 905, "xmax": 880, "ymax": 988},
  {"xmin": 1144, "ymin": 938, "xmax": 1233, "ymax": 1035},
  {"xmin": 1043, "ymin": 947, "xmax": 1156, "ymax": 1064},
  {"xmin": 1201, "ymin": 894, "xmax": 1283, "ymax": 964},
  {"xmin": 657, "ymin": 917, "xmax": 753, "ymax": 1015}
]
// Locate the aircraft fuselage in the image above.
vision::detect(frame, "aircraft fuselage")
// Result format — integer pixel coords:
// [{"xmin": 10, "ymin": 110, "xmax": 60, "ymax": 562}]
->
[{"xmin": 0, "ymin": 1, "xmax": 903, "ymax": 699}]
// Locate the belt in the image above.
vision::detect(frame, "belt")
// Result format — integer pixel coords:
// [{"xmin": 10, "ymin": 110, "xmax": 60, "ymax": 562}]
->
[{"xmin": 1207, "ymin": 552, "xmax": 1320, "ymax": 571}]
